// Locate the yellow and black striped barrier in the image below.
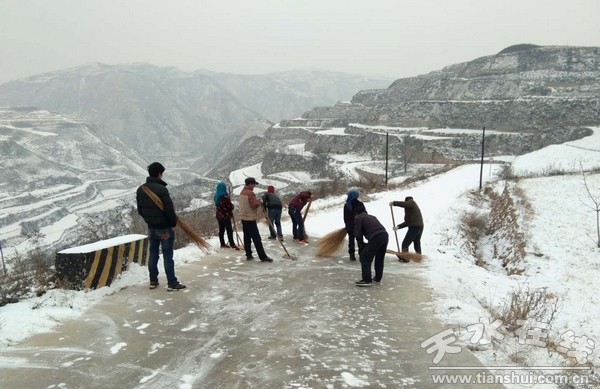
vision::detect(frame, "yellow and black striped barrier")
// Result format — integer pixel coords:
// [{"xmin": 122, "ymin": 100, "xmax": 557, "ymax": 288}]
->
[{"xmin": 56, "ymin": 234, "xmax": 149, "ymax": 290}]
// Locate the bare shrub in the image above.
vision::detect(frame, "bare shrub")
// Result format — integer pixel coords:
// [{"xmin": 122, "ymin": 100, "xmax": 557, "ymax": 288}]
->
[
  {"xmin": 312, "ymin": 178, "xmax": 349, "ymax": 199},
  {"xmin": 497, "ymin": 164, "xmax": 517, "ymax": 180},
  {"xmin": 580, "ymin": 169, "xmax": 600, "ymax": 248},
  {"xmin": 0, "ymin": 249, "xmax": 56, "ymax": 306},
  {"xmin": 78, "ymin": 206, "xmax": 132, "ymax": 243},
  {"xmin": 496, "ymin": 285, "xmax": 559, "ymax": 333},
  {"xmin": 457, "ymin": 184, "xmax": 526, "ymax": 273},
  {"xmin": 459, "ymin": 211, "xmax": 488, "ymax": 263},
  {"xmin": 461, "ymin": 212, "xmax": 488, "ymax": 242},
  {"xmin": 488, "ymin": 185, "xmax": 526, "ymax": 273}
]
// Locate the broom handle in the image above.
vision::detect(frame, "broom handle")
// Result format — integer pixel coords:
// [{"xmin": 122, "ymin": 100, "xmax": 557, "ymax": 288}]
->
[
  {"xmin": 390, "ymin": 204, "xmax": 401, "ymax": 252},
  {"xmin": 267, "ymin": 216, "xmax": 293, "ymax": 258},
  {"xmin": 302, "ymin": 200, "xmax": 312, "ymax": 222},
  {"xmin": 229, "ymin": 185, "xmax": 243, "ymax": 247},
  {"xmin": 231, "ymin": 213, "xmax": 243, "ymax": 246}
]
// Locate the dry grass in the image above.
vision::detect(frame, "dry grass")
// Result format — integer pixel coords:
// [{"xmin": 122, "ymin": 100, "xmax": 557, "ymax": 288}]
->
[
  {"xmin": 495, "ymin": 285, "xmax": 559, "ymax": 333},
  {"xmin": 458, "ymin": 184, "xmax": 526, "ymax": 273},
  {"xmin": 459, "ymin": 211, "xmax": 488, "ymax": 263},
  {"xmin": 488, "ymin": 185, "xmax": 526, "ymax": 273}
]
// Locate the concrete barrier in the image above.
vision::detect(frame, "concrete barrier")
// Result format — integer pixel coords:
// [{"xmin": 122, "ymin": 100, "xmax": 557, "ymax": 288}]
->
[{"xmin": 56, "ymin": 234, "xmax": 148, "ymax": 290}]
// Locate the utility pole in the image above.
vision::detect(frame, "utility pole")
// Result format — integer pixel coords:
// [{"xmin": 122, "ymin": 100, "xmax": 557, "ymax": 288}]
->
[
  {"xmin": 479, "ymin": 126, "xmax": 486, "ymax": 190},
  {"xmin": 0, "ymin": 241, "xmax": 5, "ymax": 275},
  {"xmin": 385, "ymin": 132, "xmax": 389, "ymax": 186}
]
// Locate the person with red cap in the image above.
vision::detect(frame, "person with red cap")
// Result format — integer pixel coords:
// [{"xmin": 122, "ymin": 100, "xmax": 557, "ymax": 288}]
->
[
  {"xmin": 262, "ymin": 185, "xmax": 284, "ymax": 240},
  {"xmin": 288, "ymin": 191, "xmax": 312, "ymax": 244}
]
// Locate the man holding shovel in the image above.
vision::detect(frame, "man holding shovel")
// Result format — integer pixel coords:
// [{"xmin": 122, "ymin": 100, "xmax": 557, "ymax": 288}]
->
[{"xmin": 390, "ymin": 196, "xmax": 424, "ymax": 262}]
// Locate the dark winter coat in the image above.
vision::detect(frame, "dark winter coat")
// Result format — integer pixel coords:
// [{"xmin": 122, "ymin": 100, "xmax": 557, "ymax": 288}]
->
[
  {"xmin": 216, "ymin": 195, "xmax": 234, "ymax": 221},
  {"xmin": 354, "ymin": 211, "xmax": 386, "ymax": 244},
  {"xmin": 262, "ymin": 192, "xmax": 283, "ymax": 210},
  {"xmin": 392, "ymin": 199, "xmax": 424, "ymax": 227},
  {"xmin": 136, "ymin": 176, "xmax": 177, "ymax": 229},
  {"xmin": 344, "ymin": 199, "xmax": 364, "ymax": 233},
  {"xmin": 289, "ymin": 191, "xmax": 311, "ymax": 211}
]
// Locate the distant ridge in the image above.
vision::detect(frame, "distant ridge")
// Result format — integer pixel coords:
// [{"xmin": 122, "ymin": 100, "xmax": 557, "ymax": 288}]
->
[{"xmin": 498, "ymin": 43, "xmax": 542, "ymax": 54}]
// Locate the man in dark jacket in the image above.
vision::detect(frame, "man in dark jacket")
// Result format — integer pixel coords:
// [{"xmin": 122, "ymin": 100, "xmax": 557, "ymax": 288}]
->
[
  {"xmin": 390, "ymin": 196, "xmax": 424, "ymax": 261},
  {"xmin": 353, "ymin": 203, "xmax": 388, "ymax": 287},
  {"xmin": 262, "ymin": 185, "xmax": 283, "ymax": 240},
  {"xmin": 136, "ymin": 162, "xmax": 186, "ymax": 291},
  {"xmin": 343, "ymin": 188, "xmax": 361, "ymax": 261}
]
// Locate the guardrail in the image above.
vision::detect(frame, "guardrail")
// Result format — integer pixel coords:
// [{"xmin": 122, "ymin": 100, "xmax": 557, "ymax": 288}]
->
[{"xmin": 56, "ymin": 234, "xmax": 148, "ymax": 290}]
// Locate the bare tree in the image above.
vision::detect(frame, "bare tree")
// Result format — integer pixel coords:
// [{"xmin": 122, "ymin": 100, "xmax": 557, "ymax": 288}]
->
[
  {"xmin": 581, "ymin": 169, "xmax": 600, "ymax": 248},
  {"xmin": 401, "ymin": 135, "xmax": 424, "ymax": 173}
]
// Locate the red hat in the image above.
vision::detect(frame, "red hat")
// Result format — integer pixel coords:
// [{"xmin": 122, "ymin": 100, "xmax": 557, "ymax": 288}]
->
[{"xmin": 268, "ymin": 185, "xmax": 275, "ymax": 193}]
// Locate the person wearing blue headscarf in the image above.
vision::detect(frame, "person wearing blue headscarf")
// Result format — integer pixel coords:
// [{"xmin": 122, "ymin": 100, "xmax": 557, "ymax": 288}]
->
[
  {"xmin": 214, "ymin": 182, "xmax": 239, "ymax": 249},
  {"xmin": 343, "ymin": 188, "xmax": 362, "ymax": 261}
]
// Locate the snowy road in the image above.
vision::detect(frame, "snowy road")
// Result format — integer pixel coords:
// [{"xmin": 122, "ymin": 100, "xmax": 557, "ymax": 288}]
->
[{"xmin": 0, "ymin": 239, "xmax": 503, "ymax": 388}]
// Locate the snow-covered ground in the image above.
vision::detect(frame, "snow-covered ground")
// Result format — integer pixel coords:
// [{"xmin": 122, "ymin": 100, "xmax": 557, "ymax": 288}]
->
[{"xmin": 1, "ymin": 127, "xmax": 600, "ymax": 388}]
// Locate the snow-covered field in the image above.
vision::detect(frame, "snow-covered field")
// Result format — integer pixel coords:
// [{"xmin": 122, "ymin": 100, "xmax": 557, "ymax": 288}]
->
[{"xmin": 1, "ymin": 127, "xmax": 600, "ymax": 388}]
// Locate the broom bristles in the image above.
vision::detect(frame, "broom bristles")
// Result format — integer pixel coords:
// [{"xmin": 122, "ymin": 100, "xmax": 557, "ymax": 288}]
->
[
  {"xmin": 386, "ymin": 250, "xmax": 426, "ymax": 262},
  {"xmin": 177, "ymin": 218, "xmax": 212, "ymax": 253},
  {"xmin": 402, "ymin": 252, "xmax": 425, "ymax": 262},
  {"xmin": 316, "ymin": 228, "xmax": 347, "ymax": 257}
]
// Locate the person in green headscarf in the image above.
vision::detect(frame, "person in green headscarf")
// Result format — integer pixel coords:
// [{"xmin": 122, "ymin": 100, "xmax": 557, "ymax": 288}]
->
[{"xmin": 214, "ymin": 182, "xmax": 239, "ymax": 249}]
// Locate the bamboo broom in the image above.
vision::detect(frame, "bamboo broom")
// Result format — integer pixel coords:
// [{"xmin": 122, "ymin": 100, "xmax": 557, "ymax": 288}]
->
[
  {"xmin": 385, "ymin": 250, "xmax": 425, "ymax": 262},
  {"xmin": 228, "ymin": 186, "xmax": 243, "ymax": 247},
  {"xmin": 302, "ymin": 200, "xmax": 312, "ymax": 240},
  {"xmin": 388, "ymin": 203, "xmax": 424, "ymax": 262},
  {"xmin": 315, "ymin": 227, "xmax": 347, "ymax": 257},
  {"xmin": 140, "ymin": 186, "xmax": 212, "ymax": 253}
]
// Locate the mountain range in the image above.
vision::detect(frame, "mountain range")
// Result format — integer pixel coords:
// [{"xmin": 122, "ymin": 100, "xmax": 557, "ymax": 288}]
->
[
  {"xmin": 1, "ymin": 44, "xmax": 599, "ymax": 256},
  {"xmin": 0, "ymin": 64, "xmax": 392, "ymax": 173}
]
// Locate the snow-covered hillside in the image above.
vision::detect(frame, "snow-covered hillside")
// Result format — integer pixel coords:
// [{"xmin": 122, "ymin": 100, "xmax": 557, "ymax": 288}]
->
[{"xmin": 1, "ymin": 127, "xmax": 599, "ymax": 388}]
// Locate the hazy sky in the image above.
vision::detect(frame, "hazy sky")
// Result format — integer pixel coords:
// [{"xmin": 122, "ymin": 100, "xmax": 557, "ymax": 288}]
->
[{"xmin": 1, "ymin": 0, "xmax": 599, "ymax": 84}]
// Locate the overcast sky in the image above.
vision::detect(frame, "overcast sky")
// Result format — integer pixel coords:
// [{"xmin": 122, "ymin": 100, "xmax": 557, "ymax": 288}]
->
[{"xmin": 1, "ymin": 0, "xmax": 599, "ymax": 84}]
